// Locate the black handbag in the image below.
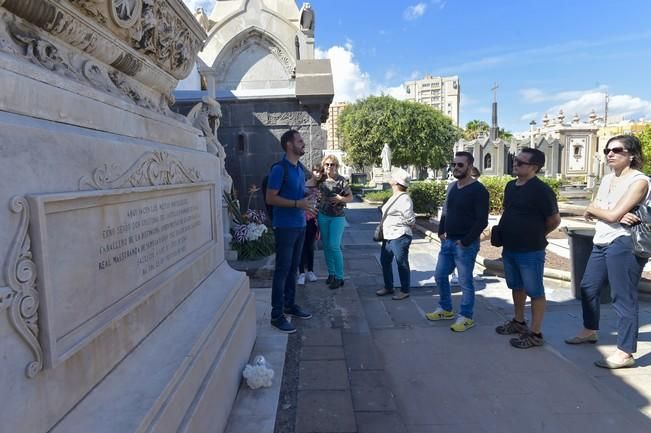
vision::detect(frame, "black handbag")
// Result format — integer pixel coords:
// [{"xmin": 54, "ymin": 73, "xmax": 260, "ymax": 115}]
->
[
  {"xmin": 490, "ymin": 225, "xmax": 503, "ymax": 247},
  {"xmin": 373, "ymin": 193, "xmax": 407, "ymax": 242},
  {"xmin": 632, "ymin": 204, "xmax": 651, "ymax": 258}
]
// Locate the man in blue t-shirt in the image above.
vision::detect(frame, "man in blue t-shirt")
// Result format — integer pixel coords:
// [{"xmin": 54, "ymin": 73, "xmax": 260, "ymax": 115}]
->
[{"xmin": 265, "ymin": 129, "xmax": 317, "ymax": 333}]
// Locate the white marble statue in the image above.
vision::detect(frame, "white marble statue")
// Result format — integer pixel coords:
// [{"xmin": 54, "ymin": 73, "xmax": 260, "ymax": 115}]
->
[
  {"xmin": 380, "ymin": 143, "xmax": 392, "ymax": 172},
  {"xmin": 188, "ymin": 96, "xmax": 233, "ymax": 194}
]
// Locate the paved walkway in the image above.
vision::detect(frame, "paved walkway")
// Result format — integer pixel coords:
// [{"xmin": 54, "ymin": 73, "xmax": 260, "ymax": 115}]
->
[{"xmin": 268, "ymin": 200, "xmax": 651, "ymax": 433}]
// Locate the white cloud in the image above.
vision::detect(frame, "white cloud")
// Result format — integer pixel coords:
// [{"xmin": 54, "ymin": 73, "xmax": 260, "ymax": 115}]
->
[
  {"xmin": 520, "ymin": 112, "xmax": 539, "ymax": 121},
  {"xmin": 436, "ymin": 31, "xmax": 651, "ymax": 75},
  {"xmin": 520, "ymin": 87, "xmax": 606, "ymax": 103},
  {"xmin": 315, "ymin": 43, "xmax": 408, "ymax": 103},
  {"xmin": 404, "ymin": 3, "xmax": 428, "ymax": 21},
  {"xmin": 520, "ymin": 88, "xmax": 547, "ymax": 103},
  {"xmin": 316, "ymin": 44, "xmax": 372, "ymax": 103},
  {"xmin": 549, "ymin": 92, "xmax": 651, "ymax": 121},
  {"xmin": 431, "ymin": 0, "xmax": 448, "ymax": 10},
  {"xmin": 182, "ymin": 0, "xmax": 213, "ymax": 14}
]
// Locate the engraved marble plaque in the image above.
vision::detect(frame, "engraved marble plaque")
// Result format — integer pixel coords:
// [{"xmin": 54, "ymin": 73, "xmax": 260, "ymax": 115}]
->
[{"xmin": 27, "ymin": 183, "xmax": 216, "ymax": 367}]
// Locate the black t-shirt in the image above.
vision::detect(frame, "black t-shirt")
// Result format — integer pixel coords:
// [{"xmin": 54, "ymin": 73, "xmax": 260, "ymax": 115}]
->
[
  {"xmin": 438, "ymin": 181, "xmax": 489, "ymax": 246},
  {"xmin": 500, "ymin": 176, "xmax": 559, "ymax": 252}
]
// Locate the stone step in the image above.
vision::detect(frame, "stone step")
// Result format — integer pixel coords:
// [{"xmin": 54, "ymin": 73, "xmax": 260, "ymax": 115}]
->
[{"xmin": 52, "ymin": 264, "xmax": 255, "ymax": 433}]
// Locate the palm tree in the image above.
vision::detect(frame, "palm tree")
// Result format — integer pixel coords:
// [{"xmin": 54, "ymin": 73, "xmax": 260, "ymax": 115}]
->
[{"xmin": 463, "ymin": 120, "xmax": 489, "ymax": 140}]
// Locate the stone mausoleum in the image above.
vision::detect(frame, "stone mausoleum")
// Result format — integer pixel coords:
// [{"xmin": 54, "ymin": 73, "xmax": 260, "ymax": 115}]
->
[
  {"xmin": 175, "ymin": 0, "xmax": 334, "ymax": 206},
  {"xmin": 0, "ymin": 1, "xmax": 255, "ymax": 432},
  {"xmin": 456, "ymin": 106, "xmax": 601, "ymax": 182}
]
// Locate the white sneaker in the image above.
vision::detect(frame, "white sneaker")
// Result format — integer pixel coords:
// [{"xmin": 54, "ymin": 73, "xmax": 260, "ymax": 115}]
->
[
  {"xmin": 306, "ymin": 271, "xmax": 318, "ymax": 282},
  {"xmin": 297, "ymin": 273, "xmax": 306, "ymax": 285}
]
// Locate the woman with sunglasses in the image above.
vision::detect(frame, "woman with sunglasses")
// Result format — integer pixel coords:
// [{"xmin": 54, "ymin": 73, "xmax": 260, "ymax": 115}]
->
[
  {"xmin": 565, "ymin": 135, "xmax": 649, "ymax": 369},
  {"xmin": 318, "ymin": 155, "xmax": 353, "ymax": 289}
]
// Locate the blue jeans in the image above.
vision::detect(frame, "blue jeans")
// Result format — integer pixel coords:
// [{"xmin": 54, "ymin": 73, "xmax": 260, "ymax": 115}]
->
[
  {"xmin": 580, "ymin": 235, "xmax": 646, "ymax": 354},
  {"xmin": 380, "ymin": 235, "xmax": 412, "ymax": 292},
  {"xmin": 435, "ymin": 239, "xmax": 480, "ymax": 318},
  {"xmin": 318, "ymin": 213, "xmax": 346, "ymax": 279},
  {"xmin": 502, "ymin": 249, "xmax": 546, "ymax": 298},
  {"xmin": 271, "ymin": 227, "xmax": 305, "ymax": 319}
]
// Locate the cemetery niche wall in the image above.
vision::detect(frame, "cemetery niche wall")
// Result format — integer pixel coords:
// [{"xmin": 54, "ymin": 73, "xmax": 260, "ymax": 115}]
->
[{"xmin": 0, "ymin": 1, "xmax": 256, "ymax": 433}]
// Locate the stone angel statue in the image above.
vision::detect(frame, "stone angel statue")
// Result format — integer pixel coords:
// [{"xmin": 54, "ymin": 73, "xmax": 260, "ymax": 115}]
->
[
  {"xmin": 299, "ymin": 3, "xmax": 315, "ymax": 34},
  {"xmin": 187, "ymin": 96, "xmax": 232, "ymax": 194}
]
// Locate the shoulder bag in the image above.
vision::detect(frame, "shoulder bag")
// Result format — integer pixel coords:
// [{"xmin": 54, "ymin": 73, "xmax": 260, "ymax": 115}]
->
[
  {"xmin": 632, "ymin": 202, "xmax": 651, "ymax": 258},
  {"xmin": 373, "ymin": 193, "xmax": 406, "ymax": 242}
]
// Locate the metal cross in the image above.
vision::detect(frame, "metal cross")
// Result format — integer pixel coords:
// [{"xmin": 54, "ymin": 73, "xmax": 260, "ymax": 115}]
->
[{"xmin": 491, "ymin": 82, "xmax": 499, "ymax": 103}]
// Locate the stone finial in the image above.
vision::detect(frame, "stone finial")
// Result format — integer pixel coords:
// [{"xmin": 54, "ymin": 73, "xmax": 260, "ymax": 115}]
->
[
  {"xmin": 542, "ymin": 113, "xmax": 550, "ymax": 127},
  {"xmin": 557, "ymin": 109, "xmax": 565, "ymax": 125},
  {"xmin": 589, "ymin": 109, "xmax": 598, "ymax": 123},
  {"xmin": 572, "ymin": 113, "xmax": 580, "ymax": 124}
]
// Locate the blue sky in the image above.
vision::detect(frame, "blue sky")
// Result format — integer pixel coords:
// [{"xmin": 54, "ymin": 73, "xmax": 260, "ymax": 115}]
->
[{"xmin": 184, "ymin": 0, "xmax": 651, "ymax": 132}]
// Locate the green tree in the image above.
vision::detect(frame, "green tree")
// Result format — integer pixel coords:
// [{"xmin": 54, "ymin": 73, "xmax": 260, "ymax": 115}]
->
[
  {"xmin": 463, "ymin": 120, "xmax": 489, "ymax": 140},
  {"xmin": 637, "ymin": 125, "xmax": 651, "ymax": 174},
  {"xmin": 337, "ymin": 96, "xmax": 460, "ymax": 170}
]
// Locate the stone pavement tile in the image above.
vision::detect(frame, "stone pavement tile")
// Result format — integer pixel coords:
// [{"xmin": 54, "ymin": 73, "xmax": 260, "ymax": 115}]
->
[
  {"xmin": 343, "ymin": 333, "xmax": 385, "ymax": 370},
  {"xmin": 299, "ymin": 360, "xmax": 349, "ymax": 390},
  {"xmin": 301, "ymin": 328, "xmax": 342, "ymax": 346},
  {"xmin": 350, "ymin": 386, "xmax": 397, "ymax": 411},
  {"xmin": 296, "ymin": 390, "xmax": 356, "ymax": 433},
  {"xmin": 360, "ymin": 298, "xmax": 394, "ymax": 329},
  {"xmin": 407, "ymin": 424, "xmax": 485, "ymax": 433},
  {"xmin": 300, "ymin": 345, "xmax": 345, "ymax": 361},
  {"xmin": 355, "ymin": 412, "xmax": 407, "ymax": 433},
  {"xmin": 381, "ymin": 297, "xmax": 428, "ymax": 327},
  {"xmin": 348, "ymin": 275, "xmax": 384, "ymax": 290},
  {"xmin": 225, "ymin": 414, "xmax": 276, "ymax": 433},
  {"xmin": 349, "ymin": 370, "xmax": 387, "ymax": 388},
  {"xmin": 595, "ymin": 374, "xmax": 651, "ymax": 416}
]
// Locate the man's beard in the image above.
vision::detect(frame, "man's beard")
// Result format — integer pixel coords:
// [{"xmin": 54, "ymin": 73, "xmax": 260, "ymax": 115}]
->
[{"xmin": 453, "ymin": 170, "xmax": 468, "ymax": 179}]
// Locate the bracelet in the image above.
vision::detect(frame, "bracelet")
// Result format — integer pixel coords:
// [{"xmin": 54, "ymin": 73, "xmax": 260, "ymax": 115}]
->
[{"xmin": 294, "ymin": 200, "xmax": 297, "ymax": 208}]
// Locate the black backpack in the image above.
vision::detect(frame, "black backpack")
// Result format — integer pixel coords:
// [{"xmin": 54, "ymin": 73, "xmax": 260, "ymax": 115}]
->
[{"xmin": 261, "ymin": 160, "xmax": 305, "ymax": 222}]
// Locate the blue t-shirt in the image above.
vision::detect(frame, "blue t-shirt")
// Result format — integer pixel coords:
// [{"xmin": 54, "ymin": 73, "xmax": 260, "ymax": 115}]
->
[{"xmin": 268, "ymin": 157, "xmax": 306, "ymax": 228}]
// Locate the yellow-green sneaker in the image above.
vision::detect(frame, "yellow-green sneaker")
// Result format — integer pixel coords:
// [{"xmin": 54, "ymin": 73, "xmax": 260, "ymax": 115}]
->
[
  {"xmin": 425, "ymin": 307, "xmax": 455, "ymax": 321},
  {"xmin": 450, "ymin": 315, "xmax": 474, "ymax": 332}
]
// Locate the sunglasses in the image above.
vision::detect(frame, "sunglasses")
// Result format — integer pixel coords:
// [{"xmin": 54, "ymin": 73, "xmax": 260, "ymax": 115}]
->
[
  {"xmin": 452, "ymin": 162, "xmax": 465, "ymax": 168},
  {"xmin": 324, "ymin": 163, "xmax": 337, "ymax": 167},
  {"xmin": 513, "ymin": 158, "xmax": 535, "ymax": 166},
  {"xmin": 603, "ymin": 147, "xmax": 628, "ymax": 156}
]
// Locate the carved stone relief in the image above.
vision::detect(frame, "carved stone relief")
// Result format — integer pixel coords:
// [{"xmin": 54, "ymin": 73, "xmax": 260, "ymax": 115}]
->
[
  {"xmin": 267, "ymin": 111, "xmax": 313, "ymax": 126},
  {"xmin": 111, "ymin": 0, "xmax": 142, "ymax": 29},
  {"xmin": 215, "ymin": 30, "xmax": 296, "ymax": 82},
  {"xmin": 3, "ymin": 196, "xmax": 43, "ymax": 378},
  {"xmin": 79, "ymin": 151, "xmax": 202, "ymax": 190},
  {"xmin": 3, "ymin": 0, "xmax": 203, "ymax": 89},
  {"xmin": 0, "ymin": 11, "xmax": 180, "ymax": 117}
]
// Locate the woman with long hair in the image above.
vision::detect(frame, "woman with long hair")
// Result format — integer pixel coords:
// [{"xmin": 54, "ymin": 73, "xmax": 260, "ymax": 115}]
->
[
  {"xmin": 565, "ymin": 135, "xmax": 649, "ymax": 369},
  {"xmin": 298, "ymin": 166, "xmax": 323, "ymax": 285},
  {"xmin": 318, "ymin": 155, "xmax": 353, "ymax": 289}
]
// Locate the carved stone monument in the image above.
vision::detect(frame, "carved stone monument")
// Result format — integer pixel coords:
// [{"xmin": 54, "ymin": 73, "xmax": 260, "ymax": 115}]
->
[
  {"xmin": 0, "ymin": 2, "xmax": 255, "ymax": 433},
  {"xmin": 174, "ymin": 0, "xmax": 334, "ymax": 208}
]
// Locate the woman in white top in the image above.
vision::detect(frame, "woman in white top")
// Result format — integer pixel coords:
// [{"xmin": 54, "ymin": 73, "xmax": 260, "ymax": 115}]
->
[
  {"xmin": 375, "ymin": 169, "xmax": 416, "ymax": 300},
  {"xmin": 565, "ymin": 135, "xmax": 649, "ymax": 369}
]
